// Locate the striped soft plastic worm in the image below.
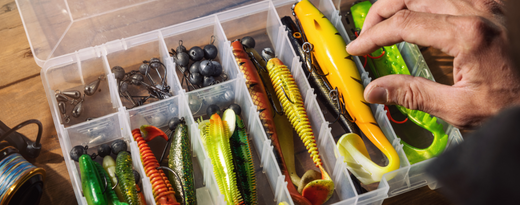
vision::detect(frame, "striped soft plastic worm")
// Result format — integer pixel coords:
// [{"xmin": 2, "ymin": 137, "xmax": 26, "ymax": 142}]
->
[
  {"xmin": 205, "ymin": 113, "xmax": 244, "ymax": 205},
  {"xmin": 350, "ymin": 1, "xmax": 448, "ymax": 165},
  {"xmin": 266, "ymin": 58, "xmax": 321, "ymax": 166},
  {"xmin": 230, "ymin": 114, "xmax": 257, "ymax": 204},
  {"xmin": 133, "ymin": 127, "xmax": 179, "ymax": 205},
  {"xmin": 266, "ymin": 57, "xmax": 334, "ymax": 205}
]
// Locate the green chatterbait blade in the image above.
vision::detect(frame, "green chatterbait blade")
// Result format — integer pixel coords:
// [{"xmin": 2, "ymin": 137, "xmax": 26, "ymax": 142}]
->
[
  {"xmin": 168, "ymin": 118, "xmax": 197, "ymax": 205},
  {"xmin": 230, "ymin": 115, "xmax": 257, "ymax": 204},
  {"xmin": 115, "ymin": 151, "xmax": 140, "ymax": 205},
  {"xmin": 351, "ymin": 1, "xmax": 449, "ymax": 164},
  {"xmin": 205, "ymin": 113, "xmax": 243, "ymax": 205}
]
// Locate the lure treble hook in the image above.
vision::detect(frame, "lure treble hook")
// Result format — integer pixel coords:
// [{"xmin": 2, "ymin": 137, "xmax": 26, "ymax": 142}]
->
[{"xmin": 302, "ymin": 42, "xmax": 329, "ymax": 78}]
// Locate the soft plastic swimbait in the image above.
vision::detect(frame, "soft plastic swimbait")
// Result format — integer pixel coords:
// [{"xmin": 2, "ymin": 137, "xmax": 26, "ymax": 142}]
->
[
  {"xmin": 115, "ymin": 151, "xmax": 142, "ymax": 205},
  {"xmin": 167, "ymin": 118, "xmax": 196, "ymax": 204},
  {"xmin": 294, "ymin": 0, "xmax": 400, "ymax": 184},
  {"xmin": 264, "ymin": 53, "xmax": 334, "ymax": 205},
  {"xmin": 350, "ymin": 1, "xmax": 448, "ymax": 164},
  {"xmin": 202, "ymin": 113, "xmax": 243, "ymax": 205}
]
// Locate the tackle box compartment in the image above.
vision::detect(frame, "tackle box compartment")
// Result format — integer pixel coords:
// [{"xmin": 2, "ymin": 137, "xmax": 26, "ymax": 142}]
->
[{"xmin": 17, "ymin": 0, "xmax": 464, "ymax": 204}]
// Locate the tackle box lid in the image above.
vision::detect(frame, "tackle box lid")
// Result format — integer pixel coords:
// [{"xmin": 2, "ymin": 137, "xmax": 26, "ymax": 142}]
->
[{"xmin": 15, "ymin": 0, "xmax": 295, "ymax": 68}]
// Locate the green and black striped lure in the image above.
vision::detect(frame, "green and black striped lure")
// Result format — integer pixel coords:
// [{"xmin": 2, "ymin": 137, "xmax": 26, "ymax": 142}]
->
[{"xmin": 229, "ymin": 115, "xmax": 257, "ymax": 205}]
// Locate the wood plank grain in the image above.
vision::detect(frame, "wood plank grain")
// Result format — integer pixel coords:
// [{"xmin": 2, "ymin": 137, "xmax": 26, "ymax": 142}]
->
[{"xmin": 0, "ymin": 0, "xmax": 42, "ymax": 88}]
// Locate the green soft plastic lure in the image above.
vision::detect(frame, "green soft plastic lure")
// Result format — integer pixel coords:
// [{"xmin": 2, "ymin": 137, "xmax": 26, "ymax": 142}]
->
[
  {"xmin": 115, "ymin": 151, "xmax": 140, "ymax": 205},
  {"xmin": 103, "ymin": 156, "xmax": 126, "ymax": 203},
  {"xmin": 350, "ymin": 1, "xmax": 449, "ymax": 164},
  {"xmin": 229, "ymin": 114, "xmax": 257, "ymax": 204},
  {"xmin": 78, "ymin": 154, "xmax": 128, "ymax": 205},
  {"xmin": 200, "ymin": 113, "xmax": 243, "ymax": 205},
  {"xmin": 168, "ymin": 118, "xmax": 197, "ymax": 205},
  {"xmin": 94, "ymin": 160, "xmax": 127, "ymax": 205}
]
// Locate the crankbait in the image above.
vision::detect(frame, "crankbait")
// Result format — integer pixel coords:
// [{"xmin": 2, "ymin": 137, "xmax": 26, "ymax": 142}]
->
[
  {"xmin": 280, "ymin": 16, "xmax": 359, "ymax": 136},
  {"xmin": 349, "ymin": 1, "xmax": 448, "ymax": 164},
  {"xmin": 203, "ymin": 113, "xmax": 243, "ymax": 205},
  {"xmin": 294, "ymin": 0, "xmax": 400, "ymax": 184},
  {"xmin": 103, "ymin": 156, "xmax": 126, "ymax": 202},
  {"xmin": 229, "ymin": 113, "xmax": 257, "ymax": 204},
  {"xmin": 133, "ymin": 126, "xmax": 180, "ymax": 205},
  {"xmin": 79, "ymin": 154, "xmax": 128, "ymax": 205},
  {"xmin": 264, "ymin": 52, "xmax": 334, "ymax": 205},
  {"xmin": 167, "ymin": 118, "xmax": 196, "ymax": 205},
  {"xmin": 232, "ymin": 40, "xmax": 311, "ymax": 205},
  {"xmin": 115, "ymin": 151, "xmax": 141, "ymax": 205}
]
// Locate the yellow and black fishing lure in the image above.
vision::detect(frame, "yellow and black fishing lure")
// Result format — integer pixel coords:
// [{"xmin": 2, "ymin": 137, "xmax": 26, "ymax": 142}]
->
[
  {"xmin": 264, "ymin": 51, "xmax": 333, "ymax": 205},
  {"xmin": 294, "ymin": 0, "xmax": 400, "ymax": 184}
]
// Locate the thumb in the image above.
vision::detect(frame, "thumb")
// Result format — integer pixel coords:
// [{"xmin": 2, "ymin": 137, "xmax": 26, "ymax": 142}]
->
[{"xmin": 364, "ymin": 74, "xmax": 457, "ymax": 116}]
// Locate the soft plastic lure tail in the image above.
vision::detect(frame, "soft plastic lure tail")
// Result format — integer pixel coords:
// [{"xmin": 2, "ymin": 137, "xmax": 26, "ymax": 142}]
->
[
  {"xmin": 294, "ymin": 0, "xmax": 400, "ymax": 184},
  {"xmin": 133, "ymin": 126, "xmax": 180, "ymax": 205},
  {"xmin": 265, "ymin": 57, "xmax": 334, "ymax": 205},
  {"xmin": 205, "ymin": 113, "xmax": 243, "ymax": 205},
  {"xmin": 350, "ymin": 1, "xmax": 448, "ymax": 164},
  {"xmin": 229, "ymin": 114, "xmax": 257, "ymax": 204},
  {"xmin": 167, "ymin": 119, "xmax": 196, "ymax": 205}
]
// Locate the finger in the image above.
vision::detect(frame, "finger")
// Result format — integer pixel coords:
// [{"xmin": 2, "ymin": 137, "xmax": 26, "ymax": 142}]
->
[
  {"xmin": 361, "ymin": 0, "xmax": 406, "ymax": 33},
  {"xmin": 362, "ymin": 0, "xmax": 482, "ymax": 33},
  {"xmin": 364, "ymin": 75, "xmax": 474, "ymax": 128},
  {"xmin": 348, "ymin": 11, "xmax": 465, "ymax": 57}
]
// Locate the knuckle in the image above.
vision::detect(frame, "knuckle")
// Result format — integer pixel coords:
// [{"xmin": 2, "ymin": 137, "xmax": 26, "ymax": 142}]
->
[
  {"xmin": 392, "ymin": 10, "xmax": 414, "ymax": 29},
  {"xmin": 461, "ymin": 16, "xmax": 501, "ymax": 49},
  {"xmin": 476, "ymin": 0, "xmax": 504, "ymax": 15},
  {"xmin": 395, "ymin": 77, "xmax": 427, "ymax": 111}
]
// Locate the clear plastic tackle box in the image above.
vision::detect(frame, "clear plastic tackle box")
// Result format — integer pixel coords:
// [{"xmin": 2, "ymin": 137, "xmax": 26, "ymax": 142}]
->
[{"xmin": 15, "ymin": 0, "xmax": 464, "ymax": 204}]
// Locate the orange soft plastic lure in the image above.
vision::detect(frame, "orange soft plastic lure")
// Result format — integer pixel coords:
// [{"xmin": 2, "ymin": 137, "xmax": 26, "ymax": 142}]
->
[{"xmin": 133, "ymin": 126, "xmax": 180, "ymax": 205}]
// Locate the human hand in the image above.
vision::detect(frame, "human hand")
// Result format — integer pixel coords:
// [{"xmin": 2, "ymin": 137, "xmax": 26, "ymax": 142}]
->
[{"xmin": 346, "ymin": 0, "xmax": 520, "ymax": 129}]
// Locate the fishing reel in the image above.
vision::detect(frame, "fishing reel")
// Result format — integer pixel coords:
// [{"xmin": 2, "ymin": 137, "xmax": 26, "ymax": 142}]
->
[{"xmin": 0, "ymin": 119, "xmax": 45, "ymax": 205}]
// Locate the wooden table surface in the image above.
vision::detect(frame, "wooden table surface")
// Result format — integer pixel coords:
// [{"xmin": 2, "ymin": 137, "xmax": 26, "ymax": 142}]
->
[{"xmin": 0, "ymin": 0, "xmax": 460, "ymax": 204}]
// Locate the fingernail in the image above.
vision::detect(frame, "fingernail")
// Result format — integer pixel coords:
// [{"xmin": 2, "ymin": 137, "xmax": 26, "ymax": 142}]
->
[{"xmin": 366, "ymin": 86, "xmax": 387, "ymax": 104}]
